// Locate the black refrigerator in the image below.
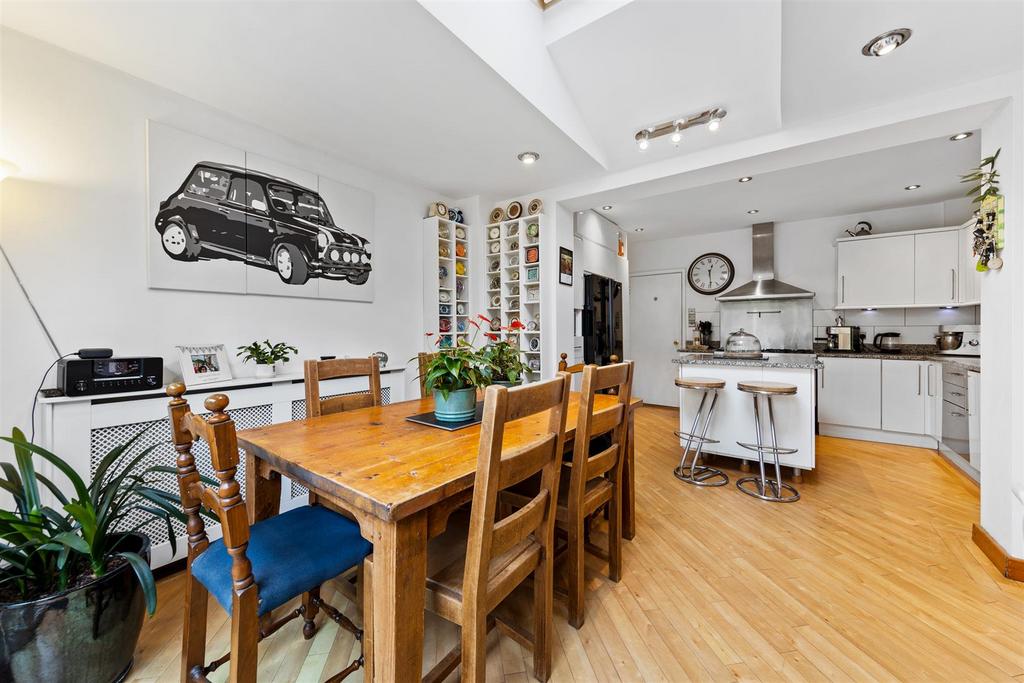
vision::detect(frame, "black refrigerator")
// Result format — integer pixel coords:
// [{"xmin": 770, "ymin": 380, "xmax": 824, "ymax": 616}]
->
[{"xmin": 582, "ymin": 274, "xmax": 623, "ymax": 365}]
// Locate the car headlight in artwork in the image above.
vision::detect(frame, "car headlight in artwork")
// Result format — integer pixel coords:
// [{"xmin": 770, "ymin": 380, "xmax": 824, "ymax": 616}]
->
[
  {"xmin": 317, "ymin": 230, "xmax": 330, "ymax": 250},
  {"xmin": 361, "ymin": 253, "xmax": 370, "ymax": 264},
  {"xmin": 362, "ymin": 241, "xmax": 371, "ymax": 257},
  {"xmin": 330, "ymin": 248, "xmax": 341, "ymax": 261}
]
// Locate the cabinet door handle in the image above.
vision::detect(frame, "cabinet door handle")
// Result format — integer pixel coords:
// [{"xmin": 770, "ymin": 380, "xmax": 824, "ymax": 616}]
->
[
  {"xmin": 951, "ymin": 268, "xmax": 956, "ymax": 301},
  {"xmin": 918, "ymin": 365, "xmax": 922, "ymax": 396},
  {"xmin": 841, "ymin": 275, "xmax": 845, "ymax": 303},
  {"xmin": 820, "ymin": 367, "xmax": 825, "ymax": 389}
]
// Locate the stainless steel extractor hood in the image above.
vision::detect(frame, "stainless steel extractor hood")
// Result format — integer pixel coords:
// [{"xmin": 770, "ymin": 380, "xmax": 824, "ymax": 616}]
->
[{"xmin": 716, "ymin": 222, "xmax": 815, "ymax": 301}]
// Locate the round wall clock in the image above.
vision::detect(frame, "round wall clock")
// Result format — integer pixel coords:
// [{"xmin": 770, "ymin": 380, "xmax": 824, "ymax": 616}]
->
[{"xmin": 687, "ymin": 252, "xmax": 735, "ymax": 295}]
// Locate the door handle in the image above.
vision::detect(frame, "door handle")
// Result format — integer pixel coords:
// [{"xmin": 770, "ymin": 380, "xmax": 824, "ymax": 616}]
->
[
  {"xmin": 917, "ymin": 365, "xmax": 921, "ymax": 396},
  {"xmin": 951, "ymin": 268, "xmax": 956, "ymax": 301},
  {"xmin": 841, "ymin": 275, "xmax": 845, "ymax": 303},
  {"xmin": 820, "ymin": 367, "xmax": 825, "ymax": 389}
]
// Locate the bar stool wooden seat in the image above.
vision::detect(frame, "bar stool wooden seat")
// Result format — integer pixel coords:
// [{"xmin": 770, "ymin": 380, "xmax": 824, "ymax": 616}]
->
[
  {"xmin": 673, "ymin": 377, "xmax": 729, "ymax": 486},
  {"xmin": 735, "ymin": 381, "xmax": 800, "ymax": 503}
]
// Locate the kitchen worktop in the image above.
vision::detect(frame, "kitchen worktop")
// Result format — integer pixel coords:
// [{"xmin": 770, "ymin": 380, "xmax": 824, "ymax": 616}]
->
[
  {"xmin": 816, "ymin": 349, "xmax": 980, "ymax": 372},
  {"xmin": 674, "ymin": 353, "xmax": 822, "ymax": 370}
]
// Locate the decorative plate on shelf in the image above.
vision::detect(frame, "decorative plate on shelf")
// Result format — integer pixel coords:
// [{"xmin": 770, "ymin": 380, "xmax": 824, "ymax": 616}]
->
[
  {"xmin": 438, "ymin": 228, "xmax": 450, "ymax": 239},
  {"xmin": 527, "ymin": 320, "xmax": 539, "ymax": 331},
  {"xmin": 529, "ymin": 337, "xmax": 540, "ymax": 351},
  {"xmin": 509, "ymin": 298, "xmax": 519, "ymax": 309},
  {"xmin": 439, "ymin": 304, "xmax": 451, "ymax": 315},
  {"xmin": 439, "ymin": 291, "xmax": 451, "ymax": 303},
  {"xmin": 528, "ymin": 198, "xmax": 543, "ymax": 215},
  {"xmin": 455, "ymin": 243, "xmax": 466, "ymax": 258},
  {"xmin": 507, "ymin": 223, "xmax": 519, "ymax": 237},
  {"xmin": 509, "ymin": 255, "xmax": 519, "ymax": 267},
  {"xmin": 509, "ymin": 240, "xmax": 519, "ymax": 251},
  {"xmin": 489, "ymin": 226, "xmax": 500, "ymax": 240},
  {"xmin": 455, "ymin": 227, "xmax": 466, "ymax": 240},
  {"xmin": 525, "ymin": 246, "xmax": 539, "ymax": 264},
  {"xmin": 489, "ymin": 276, "xmax": 500, "ymax": 290},
  {"xmin": 456, "ymin": 303, "xmax": 466, "ymax": 315},
  {"xmin": 528, "ymin": 359, "xmax": 541, "ymax": 371},
  {"xmin": 438, "ymin": 244, "xmax": 450, "ymax": 258},
  {"xmin": 439, "ymin": 318, "xmax": 451, "ymax": 332},
  {"xmin": 456, "ymin": 280, "xmax": 465, "ymax": 297},
  {"xmin": 438, "ymin": 265, "xmax": 448, "ymax": 279},
  {"xmin": 457, "ymin": 320, "xmax": 466, "ymax": 332},
  {"xmin": 526, "ymin": 266, "xmax": 539, "ymax": 282},
  {"xmin": 455, "ymin": 262, "xmax": 466, "ymax": 276},
  {"xmin": 439, "ymin": 336, "xmax": 453, "ymax": 349},
  {"xmin": 489, "ymin": 259, "xmax": 500, "ymax": 272},
  {"xmin": 490, "ymin": 207, "xmax": 506, "ymax": 223},
  {"xmin": 490, "ymin": 318, "xmax": 500, "ymax": 331},
  {"xmin": 490, "ymin": 294, "xmax": 501, "ymax": 307},
  {"xmin": 509, "ymin": 270, "xmax": 520, "ymax": 281},
  {"xmin": 526, "ymin": 222, "xmax": 539, "ymax": 238},
  {"xmin": 506, "ymin": 201, "xmax": 523, "ymax": 220},
  {"xmin": 526, "ymin": 289, "xmax": 539, "ymax": 303},
  {"xmin": 489, "ymin": 242, "xmax": 501, "ymax": 254}
]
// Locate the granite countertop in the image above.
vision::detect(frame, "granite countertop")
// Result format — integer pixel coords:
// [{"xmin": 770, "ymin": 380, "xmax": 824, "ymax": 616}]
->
[
  {"xmin": 674, "ymin": 353, "xmax": 822, "ymax": 370},
  {"xmin": 815, "ymin": 345, "xmax": 980, "ymax": 372}
]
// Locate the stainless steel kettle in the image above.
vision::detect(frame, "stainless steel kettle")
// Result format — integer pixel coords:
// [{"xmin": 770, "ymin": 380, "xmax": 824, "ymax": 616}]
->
[{"xmin": 873, "ymin": 332, "xmax": 901, "ymax": 353}]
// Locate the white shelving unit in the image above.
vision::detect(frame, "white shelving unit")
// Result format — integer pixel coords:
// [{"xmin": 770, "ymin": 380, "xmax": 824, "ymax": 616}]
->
[
  {"xmin": 423, "ymin": 216, "xmax": 471, "ymax": 349},
  {"xmin": 484, "ymin": 215, "xmax": 544, "ymax": 379}
]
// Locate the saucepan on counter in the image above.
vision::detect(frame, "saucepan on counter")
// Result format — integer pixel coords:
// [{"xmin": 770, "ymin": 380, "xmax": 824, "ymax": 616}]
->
[{"xmin": 935, "ymin": 329, "xmax": 963, "ymax": 351}]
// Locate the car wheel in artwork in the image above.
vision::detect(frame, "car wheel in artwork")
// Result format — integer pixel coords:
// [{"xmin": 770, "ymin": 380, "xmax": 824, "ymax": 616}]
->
[
  {"xmin": 161, "ymin": 221, "xmax": 198, "ymax": 261},
  {"xmin": 347, "ymin": 271, "xmax": 370, "ymax": 285},
  {"xmin": 275, "ymin": 243, "xmax": 309, "ymax": 285}
]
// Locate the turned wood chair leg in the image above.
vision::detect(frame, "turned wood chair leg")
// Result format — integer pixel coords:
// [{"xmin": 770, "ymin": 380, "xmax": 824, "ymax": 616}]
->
[
  {"xmin": 362, "ymin": 557, "xmax": 374, "ymax": 681},
  {"xmin": 302, "ymin": 587, "xmax": 320, "ymax": 640},
  {"xmin": 180, "ymin": 573, "xmax": 209, "ymax": 683},
  {"xmin": 567, "ymin": 518, "xmax": 586, "ymax": 629},
  {"xmin": 229, "ymin": 598, "xmax": 260, "ymax": 683},
  {"xmin": 608, "ymin": 489, "xmax": 623, "ymax": 583},
  {"xmin": 532, "ymin": 550, "xmax": 554, "ymax": 681}
]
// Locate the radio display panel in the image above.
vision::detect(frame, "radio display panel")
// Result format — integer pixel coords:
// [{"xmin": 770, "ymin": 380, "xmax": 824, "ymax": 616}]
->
[{"xmin": 93, "ymin": 359, "xmax": 142, "ymax": 380}]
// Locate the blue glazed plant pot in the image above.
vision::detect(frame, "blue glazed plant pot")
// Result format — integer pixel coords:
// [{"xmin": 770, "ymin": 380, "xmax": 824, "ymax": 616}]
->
[{"xmin": 433, "ymin": 387, "xmax": 477, "ymax": 422}]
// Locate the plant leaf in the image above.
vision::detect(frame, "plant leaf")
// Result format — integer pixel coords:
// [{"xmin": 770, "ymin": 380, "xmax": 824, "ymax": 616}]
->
[
  {"xmin": 118, "ymin": 551, "xmax": 158, "ymax": 616},
  {"xmin": 0, "ymin": 437, "xmax": 90, "ymax": 503},
  {"xmin": 52, "ymin": 530, "xmax": 90, "ymax": 555}
]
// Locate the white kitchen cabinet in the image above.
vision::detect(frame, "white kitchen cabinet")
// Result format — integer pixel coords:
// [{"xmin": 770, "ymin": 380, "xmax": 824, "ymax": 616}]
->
[
  {"xmin": 818, "ymin": 357, "xmax": 881, "ymax": 429},
  {"xmin": 914, "ymin": 230, "xmax": 959, "ymax": 306},
  {"xmin": 881, "ymin": 360, "xmax": 927, "ymax": 434},
  {"xmin": 968, "ymin": 371, "xmax": 981, "ymax": 469},
  {"xmin": 925, "ymin": 362, "xmax": 943, "ymax": 442},
  {"xmin": 837, "ymin": 235, "xmax": 915, "ymax": 308},
  {"xmin": 959, "ymin": 224, "xmax": 981, "ymax": 304}
]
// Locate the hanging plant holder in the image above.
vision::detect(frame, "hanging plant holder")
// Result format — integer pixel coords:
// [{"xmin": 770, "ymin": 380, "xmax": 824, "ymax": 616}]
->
[{"xmin": 961, "ymin": 149, "xmax": 1004, "ymax": 271}]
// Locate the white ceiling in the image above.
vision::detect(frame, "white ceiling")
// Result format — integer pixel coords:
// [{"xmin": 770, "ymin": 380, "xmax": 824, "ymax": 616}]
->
[
  {"xmin": 1, "ymin": 0, "xmax": 1021, "ymax": 200},
  {"xmin": 605, "ymin": 133, "xmax": 981, "ymax": 241}
]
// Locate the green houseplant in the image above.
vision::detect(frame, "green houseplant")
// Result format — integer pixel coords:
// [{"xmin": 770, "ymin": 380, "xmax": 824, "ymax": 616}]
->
[
  {"xmin": 0, "ymin": 426, "xmax": 197, "ymax": 683},
  {"xmin": 236, "ymin": 339, "xmax": 298, "ymax": 378},
  {"xmin": 482, "ymin": 323, "xmax": 528, "ymax": 386}
]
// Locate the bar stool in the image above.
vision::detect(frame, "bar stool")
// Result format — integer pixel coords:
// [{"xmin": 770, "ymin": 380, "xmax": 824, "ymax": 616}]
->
[
  {"xmin": 735, "ymin": 381, "xmax": 800, "ymax": 502},
  {"xmin": 673, "ymin": 377, "xmax": 729, "ymax": 486}
]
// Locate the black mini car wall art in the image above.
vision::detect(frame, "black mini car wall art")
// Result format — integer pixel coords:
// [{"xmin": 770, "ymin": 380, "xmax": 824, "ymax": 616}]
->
[{"xmin": 147, "ymin": 122, "xmax": 375, "ymax": 302}]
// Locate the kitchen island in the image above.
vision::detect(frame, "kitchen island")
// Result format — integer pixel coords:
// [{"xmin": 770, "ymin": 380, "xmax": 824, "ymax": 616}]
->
[{"xmin": 674, "ymin": 353, "xmax": 821, "ymax": 475}]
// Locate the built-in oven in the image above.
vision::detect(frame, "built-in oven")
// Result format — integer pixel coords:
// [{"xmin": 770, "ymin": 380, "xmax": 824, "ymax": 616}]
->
[{"xmin": 941, "ymin": 363, "xmax": 970, "ymax": 461}]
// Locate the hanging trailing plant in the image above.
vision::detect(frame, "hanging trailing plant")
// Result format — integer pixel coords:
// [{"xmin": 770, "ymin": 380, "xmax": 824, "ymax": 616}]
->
[
  {"xmin": 960, "ymin": 149, "xmax": 1004, "ymax": 271},
  {"xmin": 960, "ymin": 148, "xmax": 1001, "ymax": 205}
]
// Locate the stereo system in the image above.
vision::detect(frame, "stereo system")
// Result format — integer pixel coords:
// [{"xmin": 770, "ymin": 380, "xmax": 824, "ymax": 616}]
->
[{"xmin": 57, "ymin": 357, "xmax": 163, "ymax": 397}]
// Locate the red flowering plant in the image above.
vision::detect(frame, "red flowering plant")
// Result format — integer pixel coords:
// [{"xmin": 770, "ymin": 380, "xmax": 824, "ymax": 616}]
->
[
  {"xmin": 419, "ymin": 317, "xmax": 494, "ymax": 399},
  {"xmin": 480, "ymin": 317, "xmax": 528, "ymax": 384}
]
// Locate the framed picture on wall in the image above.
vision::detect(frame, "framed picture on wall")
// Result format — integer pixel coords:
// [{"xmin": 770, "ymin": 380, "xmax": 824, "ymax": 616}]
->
[
  {"xmin": 559, "ymin": 247, "xmax": 573, "ymax": 286},
  {"xmin": 175, "ymin": 344, "xmax": 233, "ymax": 386}
]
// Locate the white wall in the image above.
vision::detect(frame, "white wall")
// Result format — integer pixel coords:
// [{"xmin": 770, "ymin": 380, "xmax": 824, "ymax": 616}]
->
[
  {"xmin": 629, "ymin": 200, "xmax": 975, "ymax": 345},
  {"xmin": 572, "ymin": 210, "xmax": 630, "ymax": 362},
  {"xmin": 978, "ymin": 96, "xmax": 1024, "ymax": 558},
  {"xmin": 0, "ymin": 29, "xmax": 445, "ymax": 436}
]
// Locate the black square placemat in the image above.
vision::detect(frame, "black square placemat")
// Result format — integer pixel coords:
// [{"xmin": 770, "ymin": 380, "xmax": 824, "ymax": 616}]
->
[{"xmin": 405, "ymin": 402, "xmax": 485, "ymax": 431}]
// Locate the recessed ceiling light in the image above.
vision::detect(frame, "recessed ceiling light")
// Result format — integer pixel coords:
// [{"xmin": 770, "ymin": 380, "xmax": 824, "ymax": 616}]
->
[
  {"xmin": 949, "ymin": 132, "xmax": 973, "ymax": 141},
  {"xmin": 517, "ymin": 151, "xmax": 540, "ymax": 164},
  {"xmin": 904, "ymin": 184, "xmax": 921, "ymax": 191},
  {"xmin": 634, "ymin": 227, "xmax": 645, "ymax": 232},
  {"xmin": 738, "ymin": 176, "xmax": 753, "ymax": 183},
  {"xmin": 861, "ymin": 28, "xmax": 912, "ymax": 57},
  {"xmin": 602, "ymin": 205, "xmax": 613, "ymax": 211},
  {"xmin": 747, "ymin": 209, "xmax": 759, "ymax": 214}
]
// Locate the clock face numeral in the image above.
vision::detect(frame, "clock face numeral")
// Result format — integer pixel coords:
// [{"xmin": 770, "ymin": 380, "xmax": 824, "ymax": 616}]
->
[{"xmin": 687, "ymin": 253, "xmax": 734, "ymax": 295}]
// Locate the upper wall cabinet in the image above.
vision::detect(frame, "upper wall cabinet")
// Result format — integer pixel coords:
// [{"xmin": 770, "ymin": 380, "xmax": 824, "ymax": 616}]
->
[
  {"xmin": 836, "ymin": 226, "xmax": 978, "ymax": 309},
  {"xmin": 837, "ymin": 234, "xmax": 915, "ymax": 308}
]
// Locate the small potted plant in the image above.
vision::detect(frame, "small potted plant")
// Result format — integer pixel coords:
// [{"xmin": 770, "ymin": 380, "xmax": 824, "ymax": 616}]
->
[
  {"xmin": 482, "ymin": 320, "xmax": 528, "ymax": 386},
  {"xmin": 236, "ymin": 339, "xmax": 299, "ymax": 378},
  {"xmin": 420, "ymin": 317, "xmax": 495, "ymax": 421},
  {"xmin": 0, "ymin": 427, "xmax": 197, "ymax": 682}
]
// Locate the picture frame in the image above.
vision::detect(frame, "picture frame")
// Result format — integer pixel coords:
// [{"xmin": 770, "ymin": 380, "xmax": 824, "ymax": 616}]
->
[
  {"xmin": 176, "ymin": 344, "xmax": 233, "ymax": 386},
  {"xmin": 559, "ymin": 247, "xmax": 573, "ymax": 286}
]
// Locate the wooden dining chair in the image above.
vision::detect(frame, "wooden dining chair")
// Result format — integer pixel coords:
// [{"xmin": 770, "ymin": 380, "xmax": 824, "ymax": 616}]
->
[
  {"xmin": 557, "ymin": 352, "xmax": 584, "ymax": 374},
  {"xmin": 364, "ymin": 375, "xmax": 571, "ymax": 682},
  {"xmin": 304, "ymin": 356, "xmax": 382, "ymax": 418},
  {"xmin": 417, "ymin": 351, "xmax": 439, "ymax": 398},
  {"xmin": 166, "ymin": 384, "xmax": 372, "ymax": 682}
]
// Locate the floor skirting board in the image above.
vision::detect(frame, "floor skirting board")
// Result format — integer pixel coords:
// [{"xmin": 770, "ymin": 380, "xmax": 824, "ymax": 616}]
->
[{"xmin": 972, "ymin": 523, "xmax": 1024, "ymax": 582}]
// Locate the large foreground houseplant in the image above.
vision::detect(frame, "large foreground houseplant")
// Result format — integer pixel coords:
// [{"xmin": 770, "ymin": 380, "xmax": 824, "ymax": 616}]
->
[{"xmin": 0, "ymin": 427, "xmax": 195, "ymax": 683}]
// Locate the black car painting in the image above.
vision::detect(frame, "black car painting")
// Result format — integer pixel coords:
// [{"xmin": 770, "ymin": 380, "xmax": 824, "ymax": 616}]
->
[{"xmin": 154, "ymin": 162, "xmax": 371, "ymax": 285}]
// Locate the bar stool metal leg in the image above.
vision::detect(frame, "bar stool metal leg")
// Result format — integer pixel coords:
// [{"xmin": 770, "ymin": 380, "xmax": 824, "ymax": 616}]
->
[
  {"xmin": 736, "ymin": 392, "xmax": 800, "ymax": 503},
  {"xmin": 674, "ymin": 387, "xmax": 728, "ymax": 487}
]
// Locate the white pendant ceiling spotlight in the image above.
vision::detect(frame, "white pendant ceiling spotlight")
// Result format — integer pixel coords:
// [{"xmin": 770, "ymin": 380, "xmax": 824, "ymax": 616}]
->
[
  {"xmin": 861, "ymin": 28, "xmax": 912, "ymax": 57},
  {"xmin": 632, "ymin": 107, "xmax": 726, "ymax": 152}
]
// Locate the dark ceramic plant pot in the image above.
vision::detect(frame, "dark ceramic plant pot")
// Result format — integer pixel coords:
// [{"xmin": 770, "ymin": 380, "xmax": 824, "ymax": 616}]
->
[{"xmin": 0, "ymin": 533, "xmax": 150, "ymax": 683}]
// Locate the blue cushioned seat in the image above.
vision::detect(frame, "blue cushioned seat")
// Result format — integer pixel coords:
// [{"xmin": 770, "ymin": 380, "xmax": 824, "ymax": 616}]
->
[{"xmin": 191, "ymin": 504, "xmax": 372, "ymax": 616}]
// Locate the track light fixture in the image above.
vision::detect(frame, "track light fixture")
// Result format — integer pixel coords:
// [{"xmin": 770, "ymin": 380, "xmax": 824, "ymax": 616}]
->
[{"xmin": 633, "ymin": 107, "xmax": 727, "ymax": 151}]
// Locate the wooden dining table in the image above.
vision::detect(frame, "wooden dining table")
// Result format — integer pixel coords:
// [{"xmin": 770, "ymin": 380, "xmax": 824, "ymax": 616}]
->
[{"xmin": 237, "ymin": 392, "xmax": 640, "ymax": 682}]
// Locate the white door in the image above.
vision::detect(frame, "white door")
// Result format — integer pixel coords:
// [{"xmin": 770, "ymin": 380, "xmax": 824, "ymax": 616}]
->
[
  {"xmin": 881, "ymin": 360, "xmax": 926, "ymax": 434},
  {"xmin": 630, "ymin": 273, "xmax": 682, "ymax": 406},
  {"xmin": 837, "ymin": 236, "xmax": 915, "ymax": 307},
  {"xmin": 914, "ymin": 231, "xmax": 959, "ymax": 305},
  {"xmin": 818, "ymin": 357, "xmax": 882, "ymax": 429}
]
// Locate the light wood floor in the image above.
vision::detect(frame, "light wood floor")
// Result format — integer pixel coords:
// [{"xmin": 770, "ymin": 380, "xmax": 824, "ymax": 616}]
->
[{"xmin": 128, "ymin": 405, "xmax": 1024, "ymax": 682}]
